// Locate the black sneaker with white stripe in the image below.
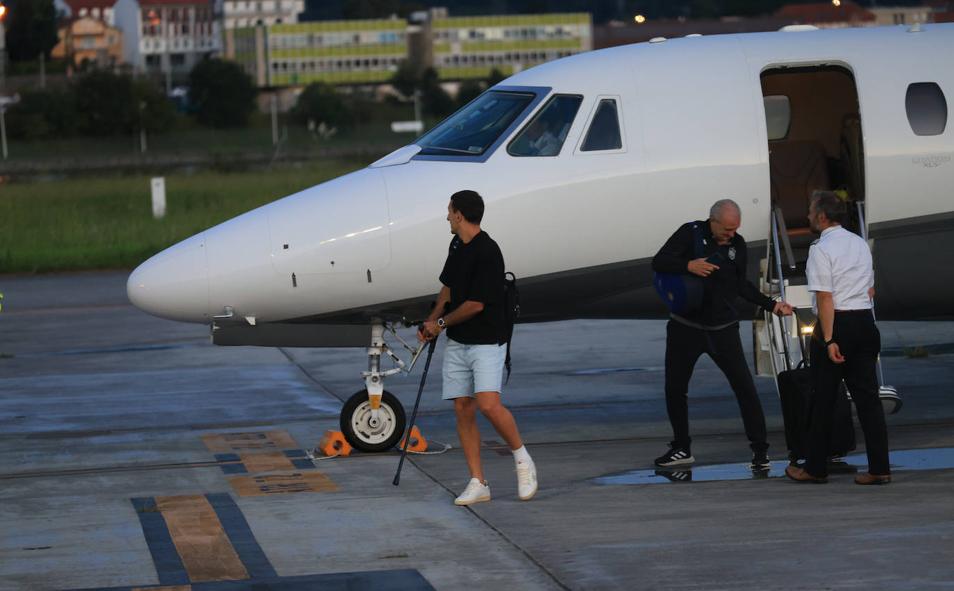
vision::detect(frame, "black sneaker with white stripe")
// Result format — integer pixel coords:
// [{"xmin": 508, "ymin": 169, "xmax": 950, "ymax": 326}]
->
[
  {"xmin": 654, "ymin": 447, "xmax": 694, "ymax": 467},
  {"xmin": 750, "ymin": 451, "xmax": 771, "ymax": 471}
]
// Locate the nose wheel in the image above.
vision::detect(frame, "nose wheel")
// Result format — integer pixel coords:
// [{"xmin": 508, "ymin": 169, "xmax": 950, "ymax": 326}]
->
[{"xmin": 340, "ymin": 390, "xmax": 406, "ymax": 452}]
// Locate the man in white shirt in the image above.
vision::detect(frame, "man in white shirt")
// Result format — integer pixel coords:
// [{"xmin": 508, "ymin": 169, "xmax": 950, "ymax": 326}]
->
[{"xmin": 786, "ymin": 191, "xmax": 890, "ymax": 485}]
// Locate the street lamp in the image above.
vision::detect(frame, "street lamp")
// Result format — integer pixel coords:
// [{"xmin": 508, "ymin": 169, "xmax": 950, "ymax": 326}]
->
[{"xmin": 634, "ymin": 14, "xmax": 647, "ymax": 24}]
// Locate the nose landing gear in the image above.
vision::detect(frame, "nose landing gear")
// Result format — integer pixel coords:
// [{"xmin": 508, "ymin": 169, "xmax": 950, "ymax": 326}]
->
[{"xmin": 338, "ymin": 322, "xmax": 429, "ymax": 452}]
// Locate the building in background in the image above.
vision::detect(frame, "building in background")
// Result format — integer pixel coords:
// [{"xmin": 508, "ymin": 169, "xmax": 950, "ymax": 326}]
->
[
  {"xmin": 227, "ymin": 18, "xmax": 406, "ymax": 86},
  {"xmin": 114, "ymin": 0, "xmax": 220, "ymax": 87},
  {"xmin": 221, "ymin": 0, "xmax": 304, "ymax": 29},
  {"xmin": 775, "ymin": 1, "xmax": 875, "ymax": 28},
  {"xmin": 430, "ymin": 13, "xmax": 591, "ymax": 81},
  {"xmin": 226, "ymin": 12, "xmax": 591, "ymax": 88},
  {"xmin": 65, "ymin": 0, "xmax": 119, "ymax": 25},
  {"xmin": 869, "ymin": 6, "xmax": 933, "ymax": 26},
  {"xmin": 51, "ymin": 16, "xmax": 124, "ymax": 69}
]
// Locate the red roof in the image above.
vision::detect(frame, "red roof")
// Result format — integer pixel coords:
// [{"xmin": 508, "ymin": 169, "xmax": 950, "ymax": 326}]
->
[
  {"xmin": 776, "ymin": 1, "xmax": 875, "ymax": 24},
  {"xmin": 64, "ymin": 0, "xmax": 118, "ymax": 11}
]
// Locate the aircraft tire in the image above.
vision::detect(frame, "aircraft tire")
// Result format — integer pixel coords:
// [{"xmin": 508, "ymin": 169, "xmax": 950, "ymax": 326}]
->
[{"xmin": 340, "ymin": 390, "xmax": 407, "ymax": 452}]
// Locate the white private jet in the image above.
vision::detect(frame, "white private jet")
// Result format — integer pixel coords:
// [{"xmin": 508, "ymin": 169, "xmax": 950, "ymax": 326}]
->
[{"xmin": 128, "ymin": 23, "xmax": 953, "ymax": 452}]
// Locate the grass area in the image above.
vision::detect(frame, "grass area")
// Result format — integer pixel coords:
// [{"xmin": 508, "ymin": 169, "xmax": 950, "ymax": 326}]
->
[
  {"xmin": 0, "ymin": 159, "xmax": 366, "ymax": 273},
  {"xmin": 0, "ymin": 103, "xmax": 420, "ymax": 164}
]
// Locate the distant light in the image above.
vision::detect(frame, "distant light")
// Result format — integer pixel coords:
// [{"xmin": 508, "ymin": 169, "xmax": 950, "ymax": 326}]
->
[
  {"xmin": 801, "ymin": 325, "xmax": 815, "ymax": 336},
  {"xmin": 832, "ymin": 0, "xmax": 841, "ymax": 6},
  {"xmin": 634, "ymin": 14, "xmax": 646, "ymax": 24},
  {"xmin": 0, "ymin": 4, "xmax": 7, "ymax": 20}
]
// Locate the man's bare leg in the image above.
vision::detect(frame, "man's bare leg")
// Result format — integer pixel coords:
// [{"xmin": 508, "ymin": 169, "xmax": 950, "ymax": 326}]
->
[
  {"xmin": 475, "ymin": 391, "xmax": 523, "ymax": 450},
  {"xmin": 454, "ymin": 397, "xmax": 483, "ymax": 481}
]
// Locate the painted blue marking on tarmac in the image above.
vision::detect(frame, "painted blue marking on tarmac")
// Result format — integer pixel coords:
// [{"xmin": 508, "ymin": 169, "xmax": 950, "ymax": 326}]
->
[
  {"xmin": 215, "ymin": 453, "xmax": 242, "ymax": 462},
  {"xmin": 591, "ymin": 447, "xmax": 954, "ymax": 485},
  {"xmin": 129, "ymin": 497, "xmax": 190, "ymax": 586},
  {"xmin": 205, "ymin": 493, "xmax": 278, "ymax": 580},
  {"xmin": 68, "ymin": 569, "xmax": 436, "ymax": 590},
  {"xmin": 220, "ymin": 463, "xmax": 249, "ymax": 474},
  {"xmin": 283, "ymin": 449, "xmax": 307, "ymax": 458},
  {"xmin": 290, "ymin": 459, "xmax": 315, "ymax": 470}
]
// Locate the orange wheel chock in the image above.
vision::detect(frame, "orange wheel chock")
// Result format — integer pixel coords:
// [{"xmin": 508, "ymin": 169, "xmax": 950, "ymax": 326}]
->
[
  {"xmin": 399, "ymin": 426, "xmax": 428, "ymax": 453},
  {"xmin": 317, "ymin": 430, "xmax": 353, "ymax": 457}
]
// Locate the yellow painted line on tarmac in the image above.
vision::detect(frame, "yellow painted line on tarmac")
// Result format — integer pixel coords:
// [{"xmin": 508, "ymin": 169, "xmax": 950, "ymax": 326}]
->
[
  {"xmin": 229, "ymin": 472, "xmax": 338, "ymax": 497},
  {"xmin": 155, "ymin": 495, "xmax": 249, "ymax": 582},
  {"xmin": 202, "ymin": 431, "xmax": 299, "ymax": 453}
]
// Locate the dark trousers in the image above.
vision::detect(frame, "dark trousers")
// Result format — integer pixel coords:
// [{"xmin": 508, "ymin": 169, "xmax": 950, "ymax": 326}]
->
[
  {"xmin": 806, "ymin": 311, "xmax": 890, "ymax": 477},
  {"xmin": 664, "ymin": 320, "xmax": 768, "ymax": 453}
]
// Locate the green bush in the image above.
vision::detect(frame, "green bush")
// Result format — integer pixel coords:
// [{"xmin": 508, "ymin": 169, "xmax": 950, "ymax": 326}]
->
[
  {"xmin": 4, "ymin": 88, "xmax": 77, "ymax": 140},
  {"xmin": 71, "ymin": 70, "xmax": 174, "ymax": 136},
  {"xmin": 291, "ymin": 83, "xmax": 355, "ymax": 131},
  {"xmin": 188, "ymin": 59, "xmax": 257, "ymax": 128}
]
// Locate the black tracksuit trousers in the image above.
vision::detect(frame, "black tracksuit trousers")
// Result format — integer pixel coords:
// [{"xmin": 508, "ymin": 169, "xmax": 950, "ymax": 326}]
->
[
  {"xmin": 664, "ymin": 319, "xmax": 769, "ymax": 454},
  {"xmin": 806, "ymin": 310, "xmax": 890, "ymax": 477}
]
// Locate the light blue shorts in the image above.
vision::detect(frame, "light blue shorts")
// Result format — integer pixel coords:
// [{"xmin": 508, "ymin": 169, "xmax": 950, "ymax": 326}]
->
[{"xmin": 442, "ymin": 338, "xmax": 507, "ymax": 400}]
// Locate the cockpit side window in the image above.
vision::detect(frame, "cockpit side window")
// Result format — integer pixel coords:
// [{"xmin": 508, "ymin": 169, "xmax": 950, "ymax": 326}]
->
[
  {"xmin": 580, "ymin": 99, "xmax": 623, "ymax": 151},
  {"xmin": 416, "ymin": 91, "xmax": 536, "ymax": 156},
  {"xmin": 507, "ymin": 94, "xmax": 583, "ymax": 157}
]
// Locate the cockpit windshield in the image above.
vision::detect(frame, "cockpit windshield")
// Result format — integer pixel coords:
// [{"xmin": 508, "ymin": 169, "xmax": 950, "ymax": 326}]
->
[{"xmin": 416, "ymin": 91, "xmax": 536, "ymax": 157}]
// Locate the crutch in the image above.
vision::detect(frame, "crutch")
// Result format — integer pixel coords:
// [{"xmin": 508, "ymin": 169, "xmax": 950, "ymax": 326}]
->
[{"xmin": 393, "ymin": 335, "xmax": 438, "ymax": 486}]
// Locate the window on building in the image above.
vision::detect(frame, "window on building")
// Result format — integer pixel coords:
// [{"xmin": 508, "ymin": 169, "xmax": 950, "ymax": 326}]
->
[
  {"xmin": 905, "ymin": 82, "xmax": 947, "ymax": 136},
  {"xmin": 581, "ymin": 99, "xmax": 622, "ymax": 151},
  {"xmin": 171, "ymin": 53, "xmax": 185, "ymax": 66},
  {"xmin": 508, "ymin": 94, "xmax": 583, "ymax": 157},
  {"xmin": 418, "ymin": 90, "xmax": 536, "ymax": 156}
]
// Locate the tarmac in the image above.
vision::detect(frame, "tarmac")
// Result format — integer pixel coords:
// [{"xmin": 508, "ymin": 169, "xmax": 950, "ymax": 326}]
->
[{"xmin": 1, "ymin": 271, "xmax": 953, "ymax": 591}]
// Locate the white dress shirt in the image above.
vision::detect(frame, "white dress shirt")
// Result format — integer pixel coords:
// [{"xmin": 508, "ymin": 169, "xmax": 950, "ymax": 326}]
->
[{"xmin": 806, "ymin": 225, "xmax": 874, "ymax": 312}]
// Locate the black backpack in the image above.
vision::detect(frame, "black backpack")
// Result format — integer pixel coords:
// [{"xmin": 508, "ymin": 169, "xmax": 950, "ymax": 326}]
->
[{"xmin": 503, "ymin": 271, "xmax": 520, "ymax": 383}]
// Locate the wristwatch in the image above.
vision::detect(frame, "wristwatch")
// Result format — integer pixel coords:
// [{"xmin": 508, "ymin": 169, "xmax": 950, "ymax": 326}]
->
[
  {"xmin": 824, "ymin": 339, "xmax": 836, "ymax": 347},
  {"xmin": 437, "ymin": 317, "xmax": 446, "ymax": 330}
]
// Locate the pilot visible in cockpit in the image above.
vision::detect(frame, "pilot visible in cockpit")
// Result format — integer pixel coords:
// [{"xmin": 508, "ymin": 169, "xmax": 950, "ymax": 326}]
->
[{"xmin": 512, "ymin": 117, "xmax": 562, "ymax": 156}]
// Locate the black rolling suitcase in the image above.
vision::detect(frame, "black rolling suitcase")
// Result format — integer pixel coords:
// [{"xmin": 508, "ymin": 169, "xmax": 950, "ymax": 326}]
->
[{"xmin": 777, "ymin": 360, "xmax": 856, "ymax": 461}]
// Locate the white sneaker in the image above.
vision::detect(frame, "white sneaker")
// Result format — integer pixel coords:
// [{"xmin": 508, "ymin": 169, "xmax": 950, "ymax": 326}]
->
[
  {"xmin": 516, "ymin": 459, "xmax": 537, "ymax": 501},
  {"xmin": 454, "ymin": 478, "xmax": 491, "ymax": 506}
]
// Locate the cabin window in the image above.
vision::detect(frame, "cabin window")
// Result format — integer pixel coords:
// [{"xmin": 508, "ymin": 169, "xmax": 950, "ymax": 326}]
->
[
  {"xmin": 764, "ymin": 95, "xmax": 791, "ymax": 141},
  {"xmin": 905, "ymin": 82, "xmax": 947, "ymax": 136},
  {"xmin": 417, "ymin": 91, "xmax": 535, "ymax": 156},
  {"xmin": 508, "ymin": 94, "xmax": 583, "ymax": 157},
  {"xmin": 580, "ymin": 99, "xmax": 622, "ymax": 151}
]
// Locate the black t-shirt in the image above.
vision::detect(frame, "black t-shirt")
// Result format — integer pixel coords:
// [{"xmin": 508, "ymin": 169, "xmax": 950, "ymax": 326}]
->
[
  {"xmin": 651, "ymin": 220, "xmax": 775, "ymax": 327},
  {"xmin": 438, "ymin": 231, "xmax": 506, "ymax": 345}
]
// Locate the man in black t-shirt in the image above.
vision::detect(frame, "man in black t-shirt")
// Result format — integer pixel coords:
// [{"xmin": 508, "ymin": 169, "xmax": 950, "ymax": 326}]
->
[
  {"xmin": 418, "ymin": 190, "xmax": 537, "ymax": 506},
  {"xmin": 651, "ymin": 199, "xmax": 793, "ymax": 471}
]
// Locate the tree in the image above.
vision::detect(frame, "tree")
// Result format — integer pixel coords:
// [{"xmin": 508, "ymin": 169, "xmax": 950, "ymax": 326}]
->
[
  {"xmin": 74, "ymin": 70, "xmax": 138, "ymax": 136},
  {"xmin": 487, "ymin": 68, "xmax": 507, "ymax": 87},
  {"xmin": 188, "ymin": 59, "xmax": 257, "ymax": 128},
  {"xmin": 291, "ymin": 83, "xmax": 355, "ymax": 130},
  {"xmin": 5, "ymin": 88, "xmax": 77, "ymax": 140},
  {"xmin": 342, "ymin": 0, "xmax": 400, "ymax": 19},
  {"xmin": 73, "ymin": 71, "xmax": 174, "ymax": 136},
  {"xmin": 456, "ymin": 79, "xmax": 484, "ymax": 107},
  {"xmin": 3, "ymin": 0, "xmax": 59, "ymax": 62},
  {"xmin": 389, "ymin": 60, "xmax": 419, "ymax": 99},
  {"xmin": 419, "ymin": 67, "xmax": 454, "ymax": 118}
]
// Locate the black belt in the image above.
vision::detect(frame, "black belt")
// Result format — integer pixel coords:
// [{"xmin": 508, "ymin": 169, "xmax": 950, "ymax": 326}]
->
[{"xmin": 834, "ymin": 309, "xmax": 872, "ymax": 315}]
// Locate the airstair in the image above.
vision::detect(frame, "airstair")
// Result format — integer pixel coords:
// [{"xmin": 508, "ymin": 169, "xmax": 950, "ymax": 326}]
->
[{"xmin": 754, "ymin": 206, "xmax": 902, "ymax": 415}]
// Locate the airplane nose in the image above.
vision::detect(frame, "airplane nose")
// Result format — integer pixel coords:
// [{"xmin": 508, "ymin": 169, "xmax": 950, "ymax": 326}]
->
[{"xmin": 127, "ymin": 233, "xmax": 210, "ymax": 323}]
